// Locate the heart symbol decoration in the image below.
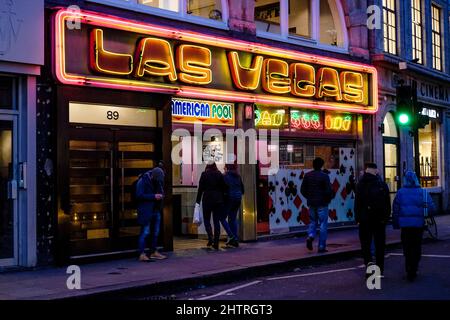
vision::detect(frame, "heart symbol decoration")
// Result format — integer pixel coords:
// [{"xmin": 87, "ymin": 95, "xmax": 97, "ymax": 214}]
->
[{"xmin": 282, "ymin": 209, "xmax": 292, "ymax": 222}]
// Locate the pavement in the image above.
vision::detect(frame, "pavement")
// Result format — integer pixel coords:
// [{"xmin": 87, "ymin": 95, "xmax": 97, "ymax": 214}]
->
[
  {"xmin": 178, "ymin": 239, "xmax": 450, "ymax": 300},
  {"xmin": 1, "ymin": 215, "xmax": 449, "ymax": 300}
]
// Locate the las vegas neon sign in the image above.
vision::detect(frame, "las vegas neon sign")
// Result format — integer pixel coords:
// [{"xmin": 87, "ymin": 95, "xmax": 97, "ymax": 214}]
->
[{"xmin": 54, "ymin": 9, "xmax": 378, "ymax": 114}]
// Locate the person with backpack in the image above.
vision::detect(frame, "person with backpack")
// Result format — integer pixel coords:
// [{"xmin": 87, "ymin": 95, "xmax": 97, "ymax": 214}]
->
[
  {"xmin": 393, "ymin": 171, "xmax": 435, "ymax": 281},
  {"xmin": 355, "ymin": 163, "xmax": 391, "ymax": 276},
  {"xmin": 136, "ymin": 166, "xmax": 166, "ymax": 261},
  {"xmin": 223, "ymin": 163, "xmax": 244, "ymax": 248},
  {"xmin": 300, "ymin": 157, "xmax": 333, "ymax": 253},
  {"xmin": 196, "ymin": 162, "xmax": 230, "ymax": 250}
]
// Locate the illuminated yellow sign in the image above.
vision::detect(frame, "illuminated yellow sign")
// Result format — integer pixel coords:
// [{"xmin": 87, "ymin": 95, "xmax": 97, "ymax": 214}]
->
[{"xmin": 55, "ymin": 9, "xmax": 378, "ymax": 114}]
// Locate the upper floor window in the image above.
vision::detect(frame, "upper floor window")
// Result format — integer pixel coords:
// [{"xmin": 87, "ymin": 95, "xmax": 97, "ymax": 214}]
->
[
  {"xmin": 411, "ymin": 0, "xmax": 423, "ymax": 64},
  {"xmin": 382, "ymin": 0, "xmax": 397, "ymax": 55},
  {"xmin": 254, "ymin": 0, "xmax": 348, "ymax": 49},
  {"xmin": 90, "ymin": 0, "xmax": 228, "ymax": 27},
  {"xmin": 431, "ymin": 4, "xmax": 442, "ymax": 71}
]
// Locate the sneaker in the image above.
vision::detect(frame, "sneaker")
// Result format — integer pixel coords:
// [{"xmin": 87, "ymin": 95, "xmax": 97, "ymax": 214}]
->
[
  {"xmin": 226, "ymin": 238, "xmax": 239, "ymax": 248},
  {"xmin": 306, "ymin": 237, "xmax": 313, "ymax": 251},
  {"xmin": 139, "ymin": 253, "xmax": 150, "ymax": 262},
  {"xmin": 150, "ymin": 251, "xmax": 167, "ymax": 260}
]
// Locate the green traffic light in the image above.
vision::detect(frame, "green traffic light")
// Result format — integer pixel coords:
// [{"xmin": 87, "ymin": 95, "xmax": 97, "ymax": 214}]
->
[{"xmin": 398, "ymin": 113, "xmax": 410, "ymax": 125}]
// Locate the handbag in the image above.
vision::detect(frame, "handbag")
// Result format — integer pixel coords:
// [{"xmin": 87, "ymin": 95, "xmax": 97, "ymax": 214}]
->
[{"xmin": 193, "ymin": 203, "xmax": 203, "ymax": 226}]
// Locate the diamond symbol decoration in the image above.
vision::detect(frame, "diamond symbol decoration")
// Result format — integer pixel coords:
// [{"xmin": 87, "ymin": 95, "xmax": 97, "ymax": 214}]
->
[
  {"xmin": 293, "ymin": 195, "xmax": 302, "ymax": 209},
  {"xmin": 341, "ymin": 187, "xmax": 348, "ymax": 201},
  {"xmin": 331, "ymin": 178, "xmax": 340, "ymax": 194}
]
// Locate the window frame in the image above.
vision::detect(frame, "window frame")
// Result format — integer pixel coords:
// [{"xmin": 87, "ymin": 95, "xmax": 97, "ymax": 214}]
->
[
  {"xmin": 382, "ymin": 0, "xmax": 398, "ymax": 55},
  {"xmin": 86, "ymin": 0, "xmax": 230, "ymax": 30},
  {"xmin": 411, "ymin": 0, "xmax": 424, "ymax": 64},
  {"xmin": 431, "ymin": 3, "xmax": 443, "ymax": 71},
  {"xmin": 255, "ymin": 0, "xmax": 349, "ymax": 53}
]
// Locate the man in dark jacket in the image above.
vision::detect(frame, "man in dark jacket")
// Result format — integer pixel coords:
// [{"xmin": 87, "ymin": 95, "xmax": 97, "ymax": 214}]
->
[
  {"xmin": 300, "ymin": 157, "xmax": 333, "ymax": 253},
  {"xmin": 196, "ymin": 162, "xmax": 230, "ymax": 250},
  {"xmin": 136, "ymin": 167, "xmax": 166, "ymax": 261},
  {"xmin": 355, "ymin": 163, "xmax": 391, "ymax": 276}
]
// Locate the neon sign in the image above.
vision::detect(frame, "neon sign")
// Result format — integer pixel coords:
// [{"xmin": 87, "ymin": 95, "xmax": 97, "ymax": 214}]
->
[
  {"xmin": 255, "ymin": 109, "xmax": 286, "ymax": 127},
  {"xmin": 324, "ymin": 113, "xmax": 353, "ymax": 132},
  {"xmin": 171, "ymin": 98, "xmax": 235, "ymax": 126},
  {"xmin": 54, "ymin": 9, "xmax": 378, "ymax": 114},
  {"xmin": 290, "ymin": 110, "xmax": 323, "ymax": 131}
]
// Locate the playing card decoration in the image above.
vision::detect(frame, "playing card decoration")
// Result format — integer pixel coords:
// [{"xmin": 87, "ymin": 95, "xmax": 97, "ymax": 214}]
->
[{"xmin": 268, "ymin": 148, "xmax": 356, "ymax": 234}]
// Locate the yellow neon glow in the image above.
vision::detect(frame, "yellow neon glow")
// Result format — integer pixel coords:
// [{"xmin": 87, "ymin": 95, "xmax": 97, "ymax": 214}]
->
[
  {"xmin": 176, "ymin": 44, "xmax": 212, "ymax": 85},
  {"xmin": 54, "ymin": 9, "xmax": 379, "ymax": 114},
  {"xmin": 90, "ymin": 29, "xmax": 133, "ymax": 75},
  {"xmin": 135, "ymin": 37, "xmax": 177, "ymax": 81},
  {"xmin": 262, "ymin": 59, "xmax": 291, "ymax": 94},
  {"xmin": 290, "ymin": 63, "xmax": 316, "ymax": 97},
  {"xmin": 227, "ymin": 51, "xmax": 263, "ymax": 90},
  {"xmin": 255, "ymin": 109, "xmax": 285, "ymax": 127},
  {"xmin": 325, "ymin": 114, "xmax": 352, "ymax": 131},
  {"xmin": 341, "ymin": 72, "xmax": 364, "ymax": 103},
  {"xmin": 317, "ymin": 68, "xmax": 343, "ymax": 101}
]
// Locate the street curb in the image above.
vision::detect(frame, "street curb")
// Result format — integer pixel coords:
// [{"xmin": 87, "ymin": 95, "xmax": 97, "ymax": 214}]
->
[{"xmin": 55, "ymin": 239, "xmax": 410, "ymax": 300}]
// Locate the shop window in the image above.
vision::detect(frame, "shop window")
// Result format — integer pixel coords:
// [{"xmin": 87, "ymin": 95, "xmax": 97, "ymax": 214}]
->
[
  {"xmin": 418, "ymin": 121, "xmax": 441, "ymax": 187},
  {"xmin": 382, "ymin": 112, "xmax": 398, "ymax": 138},
  {"xmin": 431, "ymin": 4, "xmax": 442, "ymax": 71},
  {"xmin": 92, "ymin": 0, "xmax": 228, "ymax": 27},
  {"xmin": 319, "ymin": 0, "xmax": 340, "ymax": 46},
  {"xmin": 137, "ymin": 0, "xmax": 179, "ymax": 12},
  {"xmin": 255, "ymin": 0, "xmax": 347, "ymax": 49},
  {"xmin": 382, "ymin": 0, "xmax": 397, "ymax": 55},
  {"xmin": 288, "ymin": 0, "xmax": 311, "ymax": 38},
  {"xmin": 411, "ymin": 0, "xmax": 423, "ymax": 64},
  {"xmin": 187, "ymin": 0, "xmax": 223, "ymax": 20},
  {"xmin": 255, "ymin": 0, "xmax": 281, "ymax": 34},
  {"xmin": 0, "ymin": 77, "xmax": 14, "ymax": 110}
]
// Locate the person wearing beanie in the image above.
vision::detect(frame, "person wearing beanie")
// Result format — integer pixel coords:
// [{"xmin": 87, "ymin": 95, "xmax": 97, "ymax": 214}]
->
[{"xmin": 355, "ymin": 163, "xmax": 391, "ymax": 277}]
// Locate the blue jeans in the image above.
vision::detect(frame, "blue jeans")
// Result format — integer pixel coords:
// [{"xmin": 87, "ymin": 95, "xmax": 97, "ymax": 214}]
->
[
  {"xmin": 138, "ymin": 211, "xmax": 161, "ymax": 254},
  {"xmin": 226, "ymin": 198, "xmax": 241, "ymax": 240},
  {"xmin": 307, "ymin": 206, "xmax": 329, "ymax": 250}
]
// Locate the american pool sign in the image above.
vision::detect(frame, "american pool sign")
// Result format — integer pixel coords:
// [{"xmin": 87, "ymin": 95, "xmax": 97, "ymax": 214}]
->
[{"xmin": 171, "ymin": 98, "xmax": 234, "ymax": 126}]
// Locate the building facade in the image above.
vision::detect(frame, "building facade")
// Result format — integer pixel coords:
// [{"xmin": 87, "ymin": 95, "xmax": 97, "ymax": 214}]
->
[
  {"xmin": 35, "ymin": 0, "xmax": 378, "ymax": 265},
  {"xmin": 369, "ymin": 0, "xmax": 450, "ymax": 214},
  {"xmin": 0, "ymin": 0, "xmax": 43, "ymax": 268}
]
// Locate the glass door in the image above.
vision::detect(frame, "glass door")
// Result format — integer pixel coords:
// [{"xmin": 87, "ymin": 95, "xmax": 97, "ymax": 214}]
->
[
  {"xmin": 113, "ymin": 129, "xmax": 158, "ymax": 250},
  {"xmin": 0, "ymin": 117, "xmax": 17, "ymax": 266},
  {"xmin": 383, "ymin": 139, "xmax": 400, "ymax": 203},
  {"xmin": 68, "ymin": 127, "xmax": 160, "ymax": 256}
]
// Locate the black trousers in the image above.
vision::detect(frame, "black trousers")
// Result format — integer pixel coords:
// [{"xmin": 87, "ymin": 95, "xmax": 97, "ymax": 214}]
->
[
  {"xmin": 202, "ymin": 201, "xmax": 225, "ymax": 244},
  {"xmin": 359, "ymin": 222, "xmax": 386, "ymax": 273},
  {"xmin": 401, "ymin": 227, "xmax": 423, "ymax": 275}
]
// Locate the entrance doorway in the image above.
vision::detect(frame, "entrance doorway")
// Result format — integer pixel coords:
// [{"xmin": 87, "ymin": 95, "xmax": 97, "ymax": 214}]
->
[
  {"xmin": 0, "ymin": 116, "xmax": 18, "ymax": 266},
  {"xmin": 68, "ymin": 126, "xmax": 161, "ymax": 257},
  {"xmin": 383, "ymin": 112, "xmax": 400, "ymax": 202}
]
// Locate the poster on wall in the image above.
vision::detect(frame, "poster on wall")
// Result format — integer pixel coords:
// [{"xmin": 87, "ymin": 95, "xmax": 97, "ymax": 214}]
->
[{"xmin": 268, "ymin": 148, "xmax": 356, "ymax": 234}]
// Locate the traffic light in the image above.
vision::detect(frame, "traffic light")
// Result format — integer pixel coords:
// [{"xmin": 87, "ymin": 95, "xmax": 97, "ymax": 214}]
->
[{"xmin": 396, "ymin": 85, "xmax": 415, "ymax": 126}]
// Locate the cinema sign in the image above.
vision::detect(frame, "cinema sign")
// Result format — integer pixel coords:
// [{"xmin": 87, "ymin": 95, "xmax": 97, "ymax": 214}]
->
[{"xmin": 54, "ymin": 9, "xmax": 378, "ymax": 114}]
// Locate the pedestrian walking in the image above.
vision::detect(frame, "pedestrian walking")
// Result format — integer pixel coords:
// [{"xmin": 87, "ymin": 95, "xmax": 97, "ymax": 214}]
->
[
  {"xmin": 223, "ymin": 163, "xmax": 244, "ymax": 247},
  {"xmin": 300, "ymin": 157, "xmax": 333, "ymax": 253},
  {"xmin": 393, "ymin": 171, "xmax": 435, "ymax": 281},
  {"xmin": 355, "ymin": 163, "xmax": 390, "ymax": 276},
  {"xmin": 136, "ymin": 166, "xmax": 167, "ymax": 261},
  {"xmin": 196, "ymin": 162, "xmax": 231, "ymax": 250}
]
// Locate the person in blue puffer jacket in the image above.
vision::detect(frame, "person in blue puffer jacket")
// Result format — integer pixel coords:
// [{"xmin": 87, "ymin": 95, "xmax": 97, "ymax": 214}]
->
[{"xmin": 393, "ymin": 171, "xmax": 436, "ymax": 281}]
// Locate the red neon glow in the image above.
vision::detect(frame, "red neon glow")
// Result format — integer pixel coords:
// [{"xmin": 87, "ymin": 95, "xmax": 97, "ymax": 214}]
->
[{"xmin": 53, "ymin": 9, "xmax": 379, "ymax": 114}]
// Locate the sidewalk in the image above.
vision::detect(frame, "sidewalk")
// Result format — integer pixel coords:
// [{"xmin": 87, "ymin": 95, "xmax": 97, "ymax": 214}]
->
[{"xmin": 1, "ymin": 215, "xmax": 450, "ymax": 300}]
